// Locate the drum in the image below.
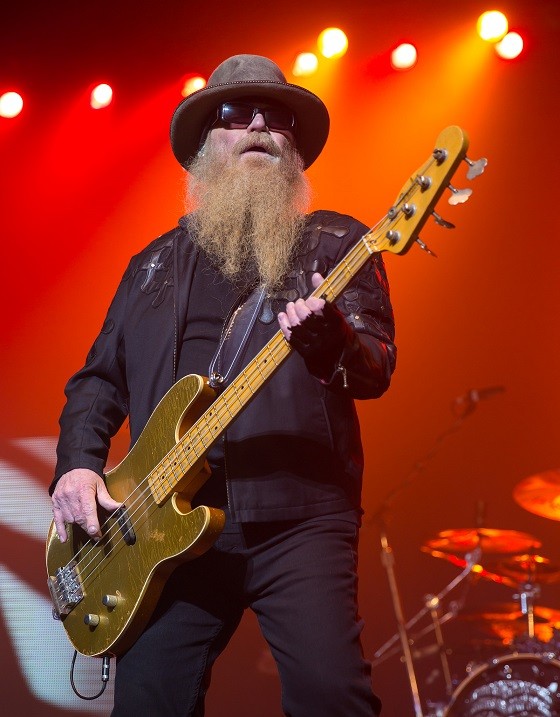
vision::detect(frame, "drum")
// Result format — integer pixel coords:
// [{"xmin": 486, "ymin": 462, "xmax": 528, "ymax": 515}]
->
[{"xmin": 443, "ymin": 653, "xmax": 560, "ymax": 716}]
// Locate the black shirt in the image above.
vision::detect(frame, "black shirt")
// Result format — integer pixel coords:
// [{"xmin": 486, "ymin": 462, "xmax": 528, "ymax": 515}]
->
[{"xmin": 178, "ymin": 249, "xmax": 240, "ymax": 378}]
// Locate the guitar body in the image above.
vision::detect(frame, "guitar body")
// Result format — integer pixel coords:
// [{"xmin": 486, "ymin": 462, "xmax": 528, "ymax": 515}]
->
[{"xmin": 45, "ymin": 374, "xmax": 225, "ymax": 657}]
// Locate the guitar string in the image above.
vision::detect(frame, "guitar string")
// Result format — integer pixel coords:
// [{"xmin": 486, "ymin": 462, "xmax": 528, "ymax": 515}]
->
[
  {"xmin": 51, "ymin": 231, "xmax": 380, "ymax": 600},
  {"xmin": 51, "ymin": 195, "xmax": 404, "ymax": 601},
  {"xmin": 56, "ymin": 217, "xmax": 399, "ymax": 600},
  {"xmin": 51, "ymin": 182, "xmax": 412, "ymax": 601},
  {"xmin": 53, "ymin": 330, "xmax": 292, "ymax": 598},
  {"xmin": 52, "ymin": 161, "xmax": 441, "ymax": 601}
]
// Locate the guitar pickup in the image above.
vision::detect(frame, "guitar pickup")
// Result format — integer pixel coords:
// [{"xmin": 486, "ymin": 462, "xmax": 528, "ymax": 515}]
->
[
  {"xmin": 115, "ymin": 505, "xmax": 136, "ymax": 546},
  {"xmin": 48, "ymin": 560, "xmax": 84, "ymax": 618}
]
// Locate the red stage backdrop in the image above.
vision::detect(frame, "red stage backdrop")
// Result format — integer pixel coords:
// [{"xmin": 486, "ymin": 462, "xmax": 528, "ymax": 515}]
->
[{"xmin": 1, "ymin": 1, "xmax": 559, "ymax": 714}]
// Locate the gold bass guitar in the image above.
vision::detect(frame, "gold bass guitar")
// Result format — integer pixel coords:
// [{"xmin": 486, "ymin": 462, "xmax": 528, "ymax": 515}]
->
[{"xmin": 46, "ymin": 126, "xmax": 482, "ymax": 657}]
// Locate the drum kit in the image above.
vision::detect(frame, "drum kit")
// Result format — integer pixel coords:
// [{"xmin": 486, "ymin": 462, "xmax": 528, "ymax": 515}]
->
[{"xmin": 383, "ymin": 469, "xmax": 560, "ymax": 717}]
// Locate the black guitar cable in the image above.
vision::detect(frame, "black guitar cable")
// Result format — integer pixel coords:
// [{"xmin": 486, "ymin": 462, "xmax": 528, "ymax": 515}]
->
[{"xmin": 70, "ymin": 650, "xmax": 111, "ymax": 699}]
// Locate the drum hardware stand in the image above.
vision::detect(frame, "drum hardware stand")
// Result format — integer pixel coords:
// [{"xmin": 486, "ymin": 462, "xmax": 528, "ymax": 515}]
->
[
  {"xmin": 514, "ymin": 581, "xmax": 541, "ymax": 639},
  {"xmin": 425, "ymin": 594, "xmax": 453, "ymax": 696},
  {"xmin": 372, "ymin": 603, "xmax": 460, "ymax": 666},
  {"xmin": 373, "ymin": 548, "xmax": 478, "ymax": 666},
  {"xmin": 371, "ymin": 395, "xmax": 495, "ymax": 715},
  {"xmin": 375, "ymin": 531, "xmax": 482, "ymax": 716},
  {"xmin": 374, "ymin": 548, "xmax": 480, "ymax": 664}
]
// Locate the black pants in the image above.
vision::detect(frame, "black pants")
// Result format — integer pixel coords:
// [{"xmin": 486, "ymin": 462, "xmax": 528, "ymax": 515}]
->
[{"xmin": 111, "ymin": 512, "xmax": 381, "ymax": 716}]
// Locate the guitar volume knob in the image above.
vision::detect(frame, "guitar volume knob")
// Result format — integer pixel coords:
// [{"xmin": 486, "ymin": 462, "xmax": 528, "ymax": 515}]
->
[
  {"xmin": 102, "ymin": 594, "xmax": 119, "ymax": 608},
  {"xmin": 84, "ymin": 613, "xmax": 100, "ymax": 627}
]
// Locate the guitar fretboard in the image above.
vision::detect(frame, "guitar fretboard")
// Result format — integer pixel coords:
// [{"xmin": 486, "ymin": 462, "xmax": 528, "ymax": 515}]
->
[
  {"xmin": 146, "ymin": 124, "xmax": 470, "ymax": 503},
  {"xmin": 147, "ymin": 233, "xmax": 382, "ymax": 503}
]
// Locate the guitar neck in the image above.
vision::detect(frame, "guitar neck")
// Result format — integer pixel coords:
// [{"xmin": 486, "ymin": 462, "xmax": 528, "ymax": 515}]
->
[
  {"xmin": 148, "ymin": 236, "xmax": 378, "ymax": 503},
  {"xmin": 148, "ymin": 125, "xmax": 471, "ymax": 502}
]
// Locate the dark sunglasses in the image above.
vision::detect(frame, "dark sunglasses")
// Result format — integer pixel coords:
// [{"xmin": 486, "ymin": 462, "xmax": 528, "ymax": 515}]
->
[{"xmin": 216, "ymin": 102, "xmax": 296, "ymax": 132}]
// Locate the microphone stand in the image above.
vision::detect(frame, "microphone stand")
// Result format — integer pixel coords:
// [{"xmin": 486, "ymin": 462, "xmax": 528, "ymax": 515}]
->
[{"xmin": 370, "ymin": 411, "xmax": 472, "ymax": 717}]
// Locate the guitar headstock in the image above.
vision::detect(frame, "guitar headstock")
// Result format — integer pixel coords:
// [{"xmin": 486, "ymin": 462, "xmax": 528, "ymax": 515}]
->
[{"xmin": 365, "ymin": 125, "xmax": 484, "ymax": 256}]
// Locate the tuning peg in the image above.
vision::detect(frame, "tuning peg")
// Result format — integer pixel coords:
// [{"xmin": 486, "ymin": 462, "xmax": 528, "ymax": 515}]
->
[
  {"xmin": 464, "ymin": 156, "xmax": 488, "ymax": 180},
  {"xmin": 416, "ymin": 175, "xmax": 432, "ymax": 191},
  {"xmin": 433, "ymin": 148, "xmax": 448, "ymax": 164},
  {"xmin": 432, "ymin": 211, "xmax": 455, "ymax": 229},
  {"xmin": 416, "ymin": 238, "xmax": 438, "ymax": 257},
  {"xmin": 448, "ymin": 184, "xmax": 472, "ymax": 205}
]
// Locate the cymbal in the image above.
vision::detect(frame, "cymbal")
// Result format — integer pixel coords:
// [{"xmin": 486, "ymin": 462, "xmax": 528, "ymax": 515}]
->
[
  {"xmin": 461, "ymin": 603, "xmax": 560, "ymax": 625},
  {"xmin": 477, "ymin": 621, "xmax": 557, "ymax": 645},
  {"xmin": 459, "ymin": 602, "xmax": 560, "ymax": 645},
  {"xmin": 424, "ymin": 528, "xmax": 541, "ymax": 555},
  {"xmin": 513, "ymin": 469, "xmax": 560, "ymax": 520},
  {"xmin": 421, "ymin": 547, "xmax": 517, "ymax": 588},
  {"xmin": 494, "ymin": 554, "xmax": 560, "ymax": 585}
]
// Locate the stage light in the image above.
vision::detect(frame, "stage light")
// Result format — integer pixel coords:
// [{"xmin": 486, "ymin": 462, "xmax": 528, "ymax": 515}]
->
[
  {"xmin": 182, "ymin": 76, "xmax": 206, "ymax": 97},
  {"xmin": 495, "ymin": 32, "xmax": 524, "ymax": 59},
  {"xmin": 90, "ymin": 83, "xmax": 113, "ymax": 109},
  {"xmin": 317, "ymin": 28, "xmax": 348, "ymax": 59},
  {"xmin": 292, "ymin": 53, "xmax": 319, "ymax": 77},
  {"xmin": 390, "ymin": 43, "xmax": 418, "ymax": 70},
  {"xmin": 0, "ymin": 91, "xmax": 24, "ymax": 118},
  {"xmin": 477, "ymin": 11, "xmax": 508, "ymax": 42}
]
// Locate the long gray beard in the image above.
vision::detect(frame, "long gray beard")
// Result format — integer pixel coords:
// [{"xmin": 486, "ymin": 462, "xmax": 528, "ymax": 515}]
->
[{"xmin": 185, "ymin": 132, "xmax": 310, "ymax": 289}]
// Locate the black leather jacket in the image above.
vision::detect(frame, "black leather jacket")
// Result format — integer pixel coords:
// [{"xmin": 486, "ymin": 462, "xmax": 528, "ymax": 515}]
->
[{"xmin": 53, "ymin": 210, "xmax": 396, "ymax": 521}]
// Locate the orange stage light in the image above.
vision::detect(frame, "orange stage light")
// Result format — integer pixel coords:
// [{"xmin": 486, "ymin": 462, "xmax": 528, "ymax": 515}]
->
[
  {"xmin": 390, "ymin": 43, "xmax": 418, "ymax": 71},
  {"xmin": 292, "ymin": 53, "xmax": 319, "ymax": 77},
  {"xmin": 90, "ymin": 83, "xmax": 113, "ymax": 109},
  {"xmin": 0, "ymin": 91, "xmax": 24, "ymax": 118},
  {"xmin": 477, "ymin": 10, "xmax": 508, "ymax": 42},
  {"xmin": 495, "ymin": 32, "xmax": 524, "ymax": 60},
  {"xmin": 182, "ymin": 76, "xmax": 206, "ymax": 97},
  {"xmin": 317, "ymin": 28, "xmax": 348, "ymax": 59}
]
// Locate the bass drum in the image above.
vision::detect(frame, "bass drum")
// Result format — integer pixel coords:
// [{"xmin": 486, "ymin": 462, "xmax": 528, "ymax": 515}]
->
[{"xmin": 443, "ymin": 653, "xmax": 560, "ymax": 716}]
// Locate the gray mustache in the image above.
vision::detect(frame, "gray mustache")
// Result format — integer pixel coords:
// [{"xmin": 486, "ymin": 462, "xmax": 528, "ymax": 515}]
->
[{"xmin": 233, "ymin": 134, "xmax": 281, "ymax": 158}]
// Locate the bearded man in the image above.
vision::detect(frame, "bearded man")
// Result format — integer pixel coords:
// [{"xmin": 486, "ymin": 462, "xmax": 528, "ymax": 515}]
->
[{"xmin": 50, "ymin": 54, "xmax": 396, "ymax": 716}]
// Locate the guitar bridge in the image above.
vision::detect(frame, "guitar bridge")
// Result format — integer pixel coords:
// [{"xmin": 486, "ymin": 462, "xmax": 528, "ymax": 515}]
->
[{"xmin": 48, "ymin": 560, "xmax": 84, "ymax": 617}]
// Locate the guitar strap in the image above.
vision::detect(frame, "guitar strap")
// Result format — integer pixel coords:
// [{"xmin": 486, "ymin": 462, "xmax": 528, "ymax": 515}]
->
[{"xmin": 208, "ymin": 285, "xmax": 266, "ymax": 391}]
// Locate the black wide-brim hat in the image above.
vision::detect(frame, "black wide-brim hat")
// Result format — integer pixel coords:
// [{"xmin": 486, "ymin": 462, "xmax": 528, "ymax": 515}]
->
[{"xmin": 170, "ymin": 54, "xmax": 330, "ymax": 170}]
